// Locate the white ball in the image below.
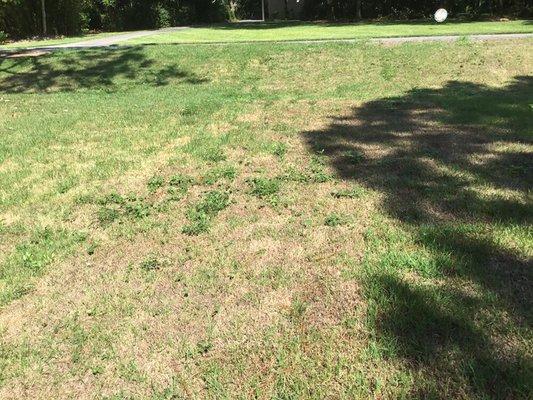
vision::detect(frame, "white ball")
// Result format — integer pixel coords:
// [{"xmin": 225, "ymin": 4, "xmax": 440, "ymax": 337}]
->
[{"xmin": 434, "ymin": 8, "xmax": 448, "ymax": 23}]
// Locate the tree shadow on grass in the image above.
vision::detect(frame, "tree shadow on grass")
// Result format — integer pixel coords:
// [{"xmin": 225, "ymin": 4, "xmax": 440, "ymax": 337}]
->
[
  {"xmin": 368, "ymin": 272, "xmax": 532, "ymax": 398},
  {"xmin": 0, "ymin": 47, "xmax": 208, "ymax": 93},
  {"xmin": 303, "ymin": 77, "xmax": 532, "ymax": 397}
]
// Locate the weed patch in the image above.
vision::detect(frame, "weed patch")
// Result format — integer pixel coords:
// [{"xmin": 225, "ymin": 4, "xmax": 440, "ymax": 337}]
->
[
  {"xmin": 182, "ymin": 191, "xmax": 230, "ymax": 235},
  {"xmin": 124, "ymin": 197, "xmax": 152, "ymax": 219},
  {"xmin": 249, "ymin": 177, "xmax": 280, "ymax": 198},
  {"xmin": 97, "ymin": 207, "xmax": 121, "ymax": 226},
  {"xmin": 169, "ymin": 174, "xmax": 194, "ymax": 189},
  {"xmin": 324, "ymin": 213, "xmax": 348, "ymax": 227},
  {"xmin": 249, "ymin": 177, "xmax": 282, "ymax": 207},
  {"xmin": 270, "ymin": 141, "xmax": 288, "ymax": 159},
  {"xmin": 167, "ymin": 173, "xmax": 194, "ymax": 200},
  {"xmin": 202, "ymin": 165, "xmax": 237, "ymax": 185},
  {"xmin": 309, "ymin": 154, "xmax": 334, "ymax": 183},
  {"xmin": 0, "ymin": 228, "xmax": 86, "ymax": 305},
  {"xmin": 147, "ymin": 175, "xmax": 165, "ymax": 193},
  {"xmin": 332, "ymin": 186, "xmax": 368, "ymax": 199},
  {"xmin": 140, "ymin": 255, "xmax": 163, "ymax": 271}
]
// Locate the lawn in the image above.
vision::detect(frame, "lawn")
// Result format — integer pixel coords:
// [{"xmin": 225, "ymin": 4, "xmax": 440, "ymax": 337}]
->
[
  {"xmin": 0, "ymin": 38, "xmax": 532, "ymax": 399},
  {"xmin": 124, "ymin": 20, "xmax": 533, "ymax": 44},
  {"xmin": 0, "ymin": 31, "xmax": 120, "ymax": 50}
]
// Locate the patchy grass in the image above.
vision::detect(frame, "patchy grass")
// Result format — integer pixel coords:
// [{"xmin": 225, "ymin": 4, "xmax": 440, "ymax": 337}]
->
[
  {"xmin": 147, "ymin": 175, "xmax": 165, "ymax": 193},
  {"xmin": 324, "ymin": 213, "xmax": 348, "ymax": 227},
  {"xmin": 201, "ymin": 164, "xmax": 237, "ymax": 185},
  {"xmin": 139, "ymin": 254, "xmax": 163, "ymax": 271},
  {"xmin": 182, "ymin": 190, "xmax": 231, "ymax": 235},
  {"xmin": 249, "ymin": 177, "xmax": 281, "ymax": 198},
  {"xmin": 332, "ymin": 185, "xmax": 368, "ymax": 199},
  {"xmin": 0, "ymin": 39, "xmax": 531, "ymax": 399},
  {"xmin": 124, "ymin": 20, "xmax": 533, "ymax": 45}
]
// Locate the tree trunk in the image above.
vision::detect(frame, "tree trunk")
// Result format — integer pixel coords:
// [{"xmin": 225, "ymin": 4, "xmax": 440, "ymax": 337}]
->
[
  {"xmin": 227, "ymin": 0, "xmax": 237, "ymax": 21},
  {"xmin": 355, "ymin": 0, "xmax": 362, "ymax": 20},
  {"xmin": 41, "ymin": 0, "xmax": 47, "ymax": 35}
]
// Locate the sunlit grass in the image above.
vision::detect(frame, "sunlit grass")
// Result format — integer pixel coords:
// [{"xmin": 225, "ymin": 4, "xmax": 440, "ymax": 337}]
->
[
  {"xmin": 124, "ymin": 20, "xmax": 533, "ymax": 45},
  {"xmin": 0, "ymin": 39, "xmax": 531, "ymax": 398}
]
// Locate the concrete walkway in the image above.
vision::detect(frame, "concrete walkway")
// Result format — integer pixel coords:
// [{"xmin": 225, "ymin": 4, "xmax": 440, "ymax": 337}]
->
[{"xmin": 51, "ymin": 27, "xmax": 188, "ymax": 48}]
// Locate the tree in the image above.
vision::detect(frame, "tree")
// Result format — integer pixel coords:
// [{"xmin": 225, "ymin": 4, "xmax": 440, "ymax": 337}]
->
[
  {"xmin": 41, "ymin": 0, "xmax": 47, "ymax": 35},
  {"xmin": 355, "ymin": 0, "xmax": 362, "ymax": 20}
]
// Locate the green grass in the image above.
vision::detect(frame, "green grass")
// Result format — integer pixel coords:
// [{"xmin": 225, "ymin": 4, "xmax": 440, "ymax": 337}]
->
[
  {"xmin": 0, "ymin": 38, "xmax": 532, "ymax": 398},
  {"xmin": 2, "ymin": 20, "xmax": 531, "ymax": 50},
  {"xmin": 0, "ymin": 31, "xmax": 119, "ymax": 49},
  {"xmin": 124, "ymin": 20, "xmax": 533, "ymax": 45},
  {"xmin": 183, "ymin": 190, "xmax": 231, "ymax": 235}
]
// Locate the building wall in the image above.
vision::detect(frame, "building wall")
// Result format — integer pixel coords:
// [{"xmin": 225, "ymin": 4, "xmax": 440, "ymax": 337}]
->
[{"xmin": 267, "ymin": 0, "xmax": 305, "ymax": 19}]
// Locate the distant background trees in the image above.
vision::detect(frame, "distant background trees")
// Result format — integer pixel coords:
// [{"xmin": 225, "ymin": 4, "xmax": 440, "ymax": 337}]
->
[
  {"xmin": 302, "ymin": 0, "xmax": 531, "ymax": 20},
  {"xmin": 0, "ymin": 0, "xmax": 530, "ymax": 39}
]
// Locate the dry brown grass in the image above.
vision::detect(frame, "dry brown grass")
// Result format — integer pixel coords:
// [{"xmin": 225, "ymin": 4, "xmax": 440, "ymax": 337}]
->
[{"xmin": 1, "ymin": 40, "xmax": 531, "ymax": 399}]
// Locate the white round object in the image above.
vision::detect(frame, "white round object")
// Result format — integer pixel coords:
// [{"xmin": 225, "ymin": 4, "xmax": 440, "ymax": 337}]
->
[{"xmin": 434, "ymin": 8, "xmax": 448, "ymax": 23}]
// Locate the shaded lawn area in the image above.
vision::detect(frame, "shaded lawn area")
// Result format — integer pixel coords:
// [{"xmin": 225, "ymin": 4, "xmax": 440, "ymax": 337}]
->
[
  {"xmin": 124, "ymin": 20, "xmax": 533, "ymax": 44},
  {"xmin": 0, "ymin": 40, "xmax": 531, "ymax": 399},
  {"xmin": 304, "ymin": 77, "xmax": 533, "ymax": 398}
]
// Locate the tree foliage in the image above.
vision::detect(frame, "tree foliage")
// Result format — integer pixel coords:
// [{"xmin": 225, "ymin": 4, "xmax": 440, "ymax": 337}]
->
[
  {"xmin": 0, "ymin": 0, "xmax": 530, "ymax": 39},
  {"xmin": 302, "ymin": 0, "xmax": 531, "ymax": 20}
]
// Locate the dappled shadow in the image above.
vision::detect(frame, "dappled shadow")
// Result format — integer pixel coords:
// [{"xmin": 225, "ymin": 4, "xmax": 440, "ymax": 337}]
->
[
  {"xmin": 303, "ymin": 77, "xmax": 533, "ymax": 397},
  {"xmin": 309, "ymin": 79, "xmax": 532, "ymax": 224},
  {"xmin": 369, "ymin": 273, "xmax": 532, "ymax": 398},
  {"xmin": 0, "ymin": 47, "xmax": 208, "ymax": 93}
]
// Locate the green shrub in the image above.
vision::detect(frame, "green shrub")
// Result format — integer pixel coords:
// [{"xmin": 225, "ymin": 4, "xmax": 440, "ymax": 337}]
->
[{"xmin": 155, "ymin": 5, "xmax": 171, "ymax": 28}]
